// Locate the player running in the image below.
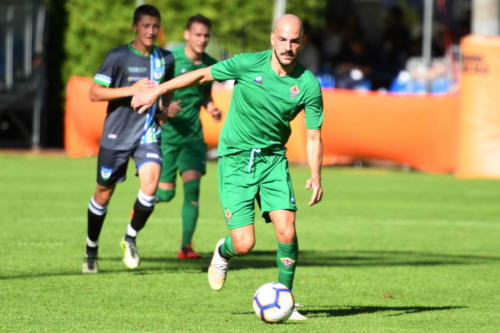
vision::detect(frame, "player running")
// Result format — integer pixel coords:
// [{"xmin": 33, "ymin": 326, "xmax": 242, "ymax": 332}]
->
[
  {"xmin": 131, "ymin": 14, "xmax": 323, "ymax": 320},
  {"xmin": 156, "ymin": 14, "xmax": 221, "ymax": 260},
  {"xmin": 82, "ymin": 5, "xmax": 175, "ymax": 273}
]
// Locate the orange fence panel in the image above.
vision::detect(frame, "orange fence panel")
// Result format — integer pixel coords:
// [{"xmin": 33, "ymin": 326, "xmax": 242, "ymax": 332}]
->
[
  {"xmin": 457, "ymin": 35, "xmax": 500, "ymax": 178},
  {"xmin": 64, "ymin": 76, "xmax": 105, "ymax": 157},
  {"xmin": 65, "ymin": 77, "xmax": 460, "ymax": 174}
]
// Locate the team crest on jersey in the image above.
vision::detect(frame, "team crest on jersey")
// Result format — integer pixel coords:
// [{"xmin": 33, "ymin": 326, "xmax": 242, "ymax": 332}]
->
[
  {"xmin": 254, "ymin": 75, "xmax": 263, "ymax": 84},
  {"xmin": 225, "ymin": 208, "xmax": 232, "ymax": 224},
  {"xmin": 290, "ymin": 85, "xmax": 300, "ymax": 99},
  {"xmin": 100, "ymin": 167, "xmax": 112, "ymax": 180},
  {"xmin": 280, "ymin": 257, "xmax": 296, "ymax": 267},
  {"xmin": 153, "ymin": 69, "xmax": 163, "ymax": 80}
]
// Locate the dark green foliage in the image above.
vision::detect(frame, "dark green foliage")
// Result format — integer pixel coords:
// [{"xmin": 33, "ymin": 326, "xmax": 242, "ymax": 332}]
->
[{"xmin": 61, "ymin": 0, "xmax": 326, "ymax": 81}]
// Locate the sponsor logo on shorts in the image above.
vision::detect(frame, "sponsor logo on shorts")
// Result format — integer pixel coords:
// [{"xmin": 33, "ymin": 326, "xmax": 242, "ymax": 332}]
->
[
  {"xmin": 280, "ymin": 257, "xmax": 295, "ymax": 267},
  {"xmin": 290, "ymin": 85, "xmax": 300, "ymax": 99},
  {"xmin": 290, "ymin": 197, "xmax": 295, "ymax": 204},
  {"xmin": 100, "ymin": 167, "xmax": 112, "ymax": 180},
  {"xmin": 253, "ymin": 75, "xmax": 263, "ymax": 85},
  {"xmin": 108, "ymin": 134, "xmax": 117, "ymax": 139},
  {"xmin": 180, "ymin": 68, "xmax": 187, "ymax": 74},
  {"xmin": 146, "ymin": 153, "xmax": 160, "ymax": 159},
  {"xmin": 225, "ymin": 208, "xmax": 232, "ymax": 224}
]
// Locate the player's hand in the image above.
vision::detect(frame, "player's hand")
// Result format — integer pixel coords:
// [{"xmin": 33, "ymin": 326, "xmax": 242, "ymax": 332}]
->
[
  {"xmin": 207, "ymin": 103, "xmax": 222, "ymax": 122},
  {"xmin": 131, "ymin": 87, "xmax": 159, "ymax": 114},
  {"xmin": 157, "ymin": 112, "xmax": 168, "ymax": 125},
  {"xmin": 305, "ymin": 176, "xmax": 323, "ymax": 206},
  {"xmin": 166, "ymin": 100, "xmax": 182, "ymax": 118}
]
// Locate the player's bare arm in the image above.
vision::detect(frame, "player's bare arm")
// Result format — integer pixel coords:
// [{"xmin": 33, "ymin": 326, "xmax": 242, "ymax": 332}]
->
[
  {"xmin": 89, "ymin": 78, "xmax": 155, "ymax": 102},
  {"xmin": 202, "ymin": 86, "xmax": 222, "ymax": 121},
  {"xmin": 131, "ymin": 66, "xmax": 214, "ymax": 113},
  {"xmin": 305, "ymin": 128, "xmax": 323, "ymax": 206},
  {"xmin": 205, "ymin": 100, "xmax": 222, "ymax": 121},
  {"xmin": 156, "ymin": 93, "xmax": 181, "ymax": 125}
]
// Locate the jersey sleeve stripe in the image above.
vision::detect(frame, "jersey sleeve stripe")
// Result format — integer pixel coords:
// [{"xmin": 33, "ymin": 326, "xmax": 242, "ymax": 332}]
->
[{"xmin": 94, "ymin": 74, "xmax": 112, "ymax": 87}]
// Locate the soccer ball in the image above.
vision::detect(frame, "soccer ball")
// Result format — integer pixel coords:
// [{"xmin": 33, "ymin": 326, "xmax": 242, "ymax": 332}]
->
[{"xmin": 252, "ymin": 282, "xmax": 295, "ymax": 323}]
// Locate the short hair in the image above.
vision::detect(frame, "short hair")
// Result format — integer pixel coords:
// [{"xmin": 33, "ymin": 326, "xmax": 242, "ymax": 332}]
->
[
  {"xmin": 133, "ymin": 4, "xmax": 161, "ymax": 24},
  {"xmin": 186, "ymin": 14, "xmax": 211, "ymax": 30}
]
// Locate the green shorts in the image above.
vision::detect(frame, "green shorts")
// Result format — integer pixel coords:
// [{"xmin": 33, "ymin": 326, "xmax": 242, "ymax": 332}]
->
[
  {"xmin": 160, "ymin": 141, "xmax": 207, "ymax": 183},
  {"xmin": 218, "ymin": 150, "xmax": 297, "ymax": 230}
]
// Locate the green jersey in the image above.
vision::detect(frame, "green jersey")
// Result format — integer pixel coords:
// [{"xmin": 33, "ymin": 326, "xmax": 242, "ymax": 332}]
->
[
  {"xmin": 161, "ymin": 46, "xmax": 217, "ymax": 144},
  {"xmin": 210, "ymin": 50, "xmax": 323, "ymax": 157}
]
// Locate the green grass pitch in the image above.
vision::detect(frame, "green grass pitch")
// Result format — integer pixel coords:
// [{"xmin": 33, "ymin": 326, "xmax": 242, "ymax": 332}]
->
[{"xmin": 1, "ymin": 153, "xmax": 499, "ymax": 332}]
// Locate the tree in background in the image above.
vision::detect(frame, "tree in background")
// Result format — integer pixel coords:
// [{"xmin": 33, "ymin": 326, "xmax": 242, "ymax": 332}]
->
[{"xmin": 62, "ymin": 0, "xmax": 325, "ymax": 81}]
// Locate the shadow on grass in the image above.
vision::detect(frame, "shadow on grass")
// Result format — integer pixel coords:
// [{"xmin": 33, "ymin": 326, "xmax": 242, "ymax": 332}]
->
[
  {"xmin": 303, "ymin": 305, "xmax": 466, "ymax": 317},
  {"xmin": 227, "ymin": 249, "xmax": 500, "ymax": 270},
  {"xmin": 234, "ymin": 305, "xmax": 465, "ymax": 318},
  {"xmin": 2, "ymin": 249, "xmax": 499, "ymax": 280}
]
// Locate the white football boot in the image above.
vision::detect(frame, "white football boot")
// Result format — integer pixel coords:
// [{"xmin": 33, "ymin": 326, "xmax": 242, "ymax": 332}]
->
[
  {"xmin": 289, "ymin": 303, "xmax": 308, "ymax": 320},
  {"xmin": 120, "ymin": 239, "xmax": 140, "ymax": 269},
  {"xmin": 208, "ymin": 238, "xmax": 229, "ymax": 290},
  {"xmin": 82, "ymin": 254, "xmax": 98, "ymax": 274}
]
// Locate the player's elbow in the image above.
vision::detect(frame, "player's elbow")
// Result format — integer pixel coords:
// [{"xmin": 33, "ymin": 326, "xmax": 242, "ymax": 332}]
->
[
  {"xmin": 89, "ymin": 92, "xmax": 99, "ymax": 102},
  {"xmin": 198, "ymin": 67, "xmax": 214, "ymax": 84},
  {"xmin": 306, "ymin": 129, "xmax": 321, "ymax": 142},
  {"xmin": 89, "ymin": 84, "xmax": 105, "ymax": 102}
]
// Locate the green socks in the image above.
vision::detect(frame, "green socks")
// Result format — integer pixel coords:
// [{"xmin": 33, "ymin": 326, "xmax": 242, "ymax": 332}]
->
[
  {"xmin": 219, "ymin": 235, "xmax": 238, "ymax": 259},
  {"xmin": 217, "ymin": 237, "xmax": 298, "ymax": 289},
  {"xmin": 181, "ymin": 179, "xmax": 200, "ymax": 247},
  {"xmin": 276, "ymin": 240, "xmax": 298, "ymax": 290}
]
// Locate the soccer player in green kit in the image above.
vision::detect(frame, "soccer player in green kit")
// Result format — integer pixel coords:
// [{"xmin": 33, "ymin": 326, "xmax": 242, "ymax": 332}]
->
[
  {"xmin": 156, "ymin": 14, "xmax": 221, "ymax": 259},
  {"xmin": 132, "ymin": 14, "xmax": 323, "ymax": 320}
]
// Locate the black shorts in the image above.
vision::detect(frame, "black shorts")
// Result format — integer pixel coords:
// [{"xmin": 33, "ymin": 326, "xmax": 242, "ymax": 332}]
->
[{"xmin": 96, "ymin": 143, "xmax": 162, "ymax": 186}]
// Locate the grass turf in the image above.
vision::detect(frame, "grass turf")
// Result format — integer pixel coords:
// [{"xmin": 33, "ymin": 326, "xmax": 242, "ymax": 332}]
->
[{"xmin": 1, "ymin": 153, "xmax": 499, "ymax": 332}]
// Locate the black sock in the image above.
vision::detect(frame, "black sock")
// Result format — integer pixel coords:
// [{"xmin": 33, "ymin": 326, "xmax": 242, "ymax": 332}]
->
[
  {"xmin": 88, "ymin": 209, "xmax": 106, "ymax": 242},
  {"xmin": 87, "ymin": 198, "xmax": 107, "ymax": 245},
  {"xmin": 86, "ymin": 245, "xmax": 98, "ymax": 257},
  {"xmin": 124, "ymin": 234, "xmax": 136, "ymax": 244},
  {"xmin": 130, "ymin": 198, "xmax": 155, "ymax": 234}
]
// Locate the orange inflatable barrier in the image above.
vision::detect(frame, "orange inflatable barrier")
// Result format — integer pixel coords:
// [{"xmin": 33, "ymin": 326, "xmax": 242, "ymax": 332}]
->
[
  {"xmin": 457, "ymin": 36, "xmax": 500, "ymax": 178},
  {"xmin": 65, "ymin": 76, "xmax": 106, "ymax": 157},
  {"xmin": 204, "ymin": 88, "xmax": 459, "ymax": 173},
  {"xmin": 65, "ymin": 77, "xmax": 459, "ymax": 173}
]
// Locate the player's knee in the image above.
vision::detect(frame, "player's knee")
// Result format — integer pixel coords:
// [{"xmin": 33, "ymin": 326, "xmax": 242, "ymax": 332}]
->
[
  {"xmin": 276, "ymin": 227, "xmax": 296, "ymax": 244},
  {"xmin": 156, "ymin": 188, "xmax": 175, "ymax": 202},
  {"xmin": 94, "ymin": 186, "xmax": 114, "ymax": 205},
  {"xmin": 233, "ymin": 238, "xmax": 255, "ymax": 255},
  {"xmin": 183, "ymin": 179, "xmax": 200, "ymax": 203}
]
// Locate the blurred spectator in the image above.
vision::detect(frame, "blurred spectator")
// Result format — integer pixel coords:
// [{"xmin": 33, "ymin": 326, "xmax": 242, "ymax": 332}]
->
[
  {"xmin": 298, "ymin": 21, "xmax": 320, "ymax": 74},
  {"xmin": 373, "ymin": 6, "xmax": 411, "ymax": 89},
  {"xmin": 319, "ymin": 22, "xmax": 342, "ymax": 67},
  {"xmin": 335, "ymin": 38, "xmax": 373, "ymax": 90}
]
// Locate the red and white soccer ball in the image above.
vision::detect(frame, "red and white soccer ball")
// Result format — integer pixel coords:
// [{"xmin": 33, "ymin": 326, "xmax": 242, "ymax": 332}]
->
[{"xmin": 252, "ymin": 282, "xmax": 295, "ymax": 323}]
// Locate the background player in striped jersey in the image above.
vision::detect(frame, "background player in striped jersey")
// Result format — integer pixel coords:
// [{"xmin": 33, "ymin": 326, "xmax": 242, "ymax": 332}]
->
[{"xmin": 82, "ymin": 4, "xmax": 175, "ymax": 273}]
